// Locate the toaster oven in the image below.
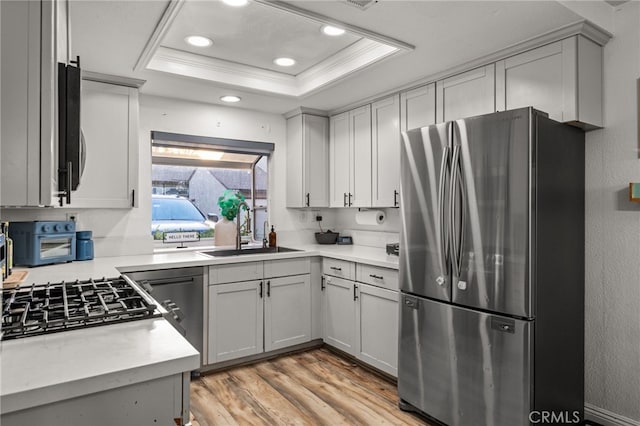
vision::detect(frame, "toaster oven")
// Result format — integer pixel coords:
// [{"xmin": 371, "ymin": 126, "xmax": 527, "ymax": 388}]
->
[{"xmin": 12, "ymin": 221, "xmax": 76, "ymax": 266}]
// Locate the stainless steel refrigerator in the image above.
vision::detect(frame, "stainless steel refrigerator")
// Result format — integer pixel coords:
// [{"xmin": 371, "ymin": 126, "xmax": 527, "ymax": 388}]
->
[{"xmin": 398, "ymin": 108, "xmax": 584, "ymax": 426}]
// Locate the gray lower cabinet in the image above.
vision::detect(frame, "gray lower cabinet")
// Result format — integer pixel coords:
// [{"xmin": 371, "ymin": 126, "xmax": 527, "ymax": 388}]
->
[
  {"xmin": 264, "ymin": 274, "xmax": 311, "ymax": 351},
  {"xmin": 207, "ymin": 259, "xmax": 311, "ymax": 365},
  {"xmin": 355, "ymin": 283, "xmax": 399, "ymax": 376},
  {"xmin": 322, "ymin": 275, "xmax": 358, "ymax": 354},
  {"xmin": 322, "ymin": 261, "xmax": 400, "ymax": 377},
  {"xmin": 208, "ymin": 279, "xmax": 264, "ymax": 364}
]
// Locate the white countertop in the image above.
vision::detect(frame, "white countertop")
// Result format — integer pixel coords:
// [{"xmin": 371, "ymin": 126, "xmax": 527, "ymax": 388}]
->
[
  {"xmin": 1, "ymin": 317, "xmax": 199, "ymax": 414},
  {"xmin": 2, "ymin": 243, "xmax": 397, "ymax": 414},
  {"xmin": 16, "ymin": 244, "xmax": 398, "ymax": 285}
]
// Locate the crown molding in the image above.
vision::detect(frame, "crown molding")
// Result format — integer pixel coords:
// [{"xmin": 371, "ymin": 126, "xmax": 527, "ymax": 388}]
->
[
  {"xmin": 82, "ymin": 71, "xmax": 146, "ymax": 88},
  {"xmin": 136, "ymin": 0, "xmax": 411, "ymax": 97},
  {"xmin": 327, "ymin": 19, "xmax": 613, "ymax": 115},
  {"xmin": 297, "ymin": 39, "xmax": 399, "ymax": 96},
  {"xmin": 253, "ymin": 0, "xmax": 415, "ymax": 52},
  {"xmin": 134, "ymin": 0, "xmax": 185, "ymax": 72},
  {"xmin": 147, "ymin": 47, "xmax": 300, "ymax": 96},
  {"xmin": 148, "ymin": 39, "xmax": 402, "ymax": 97},
  {"xmin": 283, "ymin": 107, "xmax": 329, "ymax": 119}
]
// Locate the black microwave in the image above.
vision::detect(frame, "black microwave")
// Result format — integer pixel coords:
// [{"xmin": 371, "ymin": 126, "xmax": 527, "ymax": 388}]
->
[{"xmin": 57, "ymin": 56, "xmax": 83, "ymax": 206}]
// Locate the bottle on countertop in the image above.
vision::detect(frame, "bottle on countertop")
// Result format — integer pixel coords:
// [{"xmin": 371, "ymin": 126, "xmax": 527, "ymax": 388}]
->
[
  {"xmin": 7, "ymin": 233, "xmax": 13, "ymax": 275},
  {"xmin": 3, "ymin": 222, "xmax": 13, "ymax": 275},
  {"xmin": 268, "ymin": 225, "xmax": 277, "ymax": 248}
]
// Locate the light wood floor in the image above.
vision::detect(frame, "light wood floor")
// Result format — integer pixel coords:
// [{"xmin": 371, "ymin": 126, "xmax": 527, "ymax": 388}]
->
[{"xmin": 190, "ymin": 347, "xmax": 431, "ymax": 426}]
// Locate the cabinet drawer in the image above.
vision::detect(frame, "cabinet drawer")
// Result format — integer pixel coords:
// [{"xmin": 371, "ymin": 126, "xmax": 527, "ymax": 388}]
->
[
  {"xmin": 264, "ymin": 257, "xmax": 310, "ymax": 278},
  {"xmin": 209, "ymin": 262, "xmax": 263, "ymax": 285},
  {"xmin": 356, "ymin": 264, "xmax": 399, "ymax": 291},
  {"xmin": 322, "ymin": 258, "xmax": 355, "ymax": 280}
]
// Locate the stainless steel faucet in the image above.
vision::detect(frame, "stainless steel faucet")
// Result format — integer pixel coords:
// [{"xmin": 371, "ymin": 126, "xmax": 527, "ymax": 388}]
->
[
  {"xmin": 262, "ymin": 220, "xmax": 269, "ymax": 248},
  {"xmin": 236, "ymin": 201, "xmax": 250, "ymax": 251}
]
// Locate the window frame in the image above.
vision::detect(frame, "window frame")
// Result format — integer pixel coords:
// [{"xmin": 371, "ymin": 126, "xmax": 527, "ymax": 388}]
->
[{"xmin": 150, "ymin": 131, "xmax": 274, "ymax": 248}]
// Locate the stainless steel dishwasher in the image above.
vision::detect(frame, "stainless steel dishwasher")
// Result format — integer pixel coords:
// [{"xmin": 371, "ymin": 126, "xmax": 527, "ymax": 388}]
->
[{"xmin": 125, "ymin": 267, "xmax": 204, "ymax": 368}]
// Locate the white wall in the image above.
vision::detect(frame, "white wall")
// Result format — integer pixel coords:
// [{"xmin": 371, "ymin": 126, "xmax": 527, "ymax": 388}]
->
[
  {"xmin": 0, "ymin": 94, "xmax": 332, "ymax": 255},
  {"xmin": 139, "ymin": 95, "xmax": 330, "ymax": 248},
  {"xmin": 584, "ymin": 2, "xmax": 640, "ymax": 424}
]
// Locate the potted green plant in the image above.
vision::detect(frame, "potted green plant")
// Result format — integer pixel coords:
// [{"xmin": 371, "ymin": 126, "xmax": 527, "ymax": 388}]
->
[{"xmin": 214, "ymin": 190, "xmax": 247, "ymax": 246}]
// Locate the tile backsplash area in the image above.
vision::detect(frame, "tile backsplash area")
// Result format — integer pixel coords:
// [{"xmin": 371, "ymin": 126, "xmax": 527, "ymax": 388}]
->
[{"xmin": 339, "ymin": 229, "xmax": 399, "ymax": 248}]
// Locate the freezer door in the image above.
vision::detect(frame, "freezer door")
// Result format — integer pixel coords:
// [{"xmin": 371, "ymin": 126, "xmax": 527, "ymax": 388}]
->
[
  {"xmin": 398, "ymin": 294, "xmax": 532, "ymax": 426},
  {"xmin": 450, "ymin": 108, "xmax": 532, "ymax": 318},
  {"xmin": 400, "ymin": 123, "xmax": 451, "ymax": 301}
]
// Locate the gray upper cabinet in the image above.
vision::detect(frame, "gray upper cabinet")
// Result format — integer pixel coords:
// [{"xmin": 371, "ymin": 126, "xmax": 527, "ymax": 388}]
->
[
  {"xmin": 67, "ymin": 80, "xmax": 139, "ymax": 208},
  {"xmin": 371, "ymin": 95, "xmax": 401, "ymax": 208},
  {"xmin": 400, "ymin": 83, "xmax": 437, "ymax": 132},
  {"xmin": 496, "ymin": 35, "xmax": 603, "ymax": 129},
  {"xmin": 1, "ymin": 0, "xmax": 68, "ymax": 207},
  {"xmin": 437, "ymin": 64, "xmax": 496, "ymax": 123},
  {"xmin": 286, "ymin": 114, "xmax": 329, "ymax": 208},
  {"xmin": 329, "ymin": 105, "xmax": 372, "ymax": 208}
]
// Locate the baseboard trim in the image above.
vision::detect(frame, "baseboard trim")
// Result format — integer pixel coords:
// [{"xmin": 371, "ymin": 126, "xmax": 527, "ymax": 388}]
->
[
  {"xmin": 585, "ymin": 404, "xmax": 640, "ymax": 426},
  {"xmin": 198, "ymin": 340, "xmax": 323, "ymax": 374}
]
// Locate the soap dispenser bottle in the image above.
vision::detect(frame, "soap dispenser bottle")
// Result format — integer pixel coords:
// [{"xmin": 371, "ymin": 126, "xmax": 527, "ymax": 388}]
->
[{"xmin": 268, "ymin": 225, "xmax": 277, "ymax": 247}]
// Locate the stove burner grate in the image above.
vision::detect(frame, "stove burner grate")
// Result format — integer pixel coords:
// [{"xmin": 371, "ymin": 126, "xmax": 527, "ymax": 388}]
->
[{"xmin": 1, "ymin": 277, "xmax": 161, "ymax": 340}]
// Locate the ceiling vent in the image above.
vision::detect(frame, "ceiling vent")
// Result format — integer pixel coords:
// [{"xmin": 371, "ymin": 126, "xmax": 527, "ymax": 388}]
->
[{"xmin": 344, "ymin": 0, "xmax": 378, "ymax": 11}]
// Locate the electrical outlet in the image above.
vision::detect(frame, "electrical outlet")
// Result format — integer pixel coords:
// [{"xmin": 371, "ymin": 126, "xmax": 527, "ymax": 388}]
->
[
  {"xmin": 316, "ymin": 215, "xmax": 323, "ymax": 222},
  {"xmin": 66, "ymin": 212, "xmax": 79, "ymax": 223}
]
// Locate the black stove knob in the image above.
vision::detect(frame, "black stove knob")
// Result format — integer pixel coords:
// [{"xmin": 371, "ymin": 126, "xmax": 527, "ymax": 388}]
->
[
  {"xmin": 54, "ymin": 224, "xmax": 62, "ymax": 232},
  {"xmin": 65, "ymin": 224, "xmax": 73, "ymax": 231},
  {"xmin": 42, "ymin": 224, "xmax": 52, "ymax": 232}
]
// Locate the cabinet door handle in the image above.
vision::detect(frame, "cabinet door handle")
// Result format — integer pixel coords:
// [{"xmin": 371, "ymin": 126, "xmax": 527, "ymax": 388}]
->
[
  {"xmin": 66, "ymin": 161, "xmax": 73, "ymax": 205},
  {"xmin": 330, "ymin": 266, "xmax": 342, "ymax": 271},
  {"xmin": 259, "ymin": 281, "xmax": 263, "ymax": 298},
  {"xmin": 321, "ymin": 276, "xmax": 325, "ymax": 291},
  {"xmin": 267, "ymin": 280, "xmax": 271, "ymax": 297},
  {"xmin": 394, "ymin": 190, "xmax": 399, "ymax": 207},
  {"xmin": 353, "ymin": 284, "xmax": 358, "ymax": 301},
  {"xmin": 369, "ymin": 274, "xmax": 384, "ymax": 280},
  {"xmin": 348, "ymin": 193, "xmax": 353, "ymax": 206},
  {"xmin": 306, "ymin": 193, "xmax": 310, "ymax": 207},
  {"xmin": 343, "ymin": 193, "xmax": 347, "ymax": 207}
]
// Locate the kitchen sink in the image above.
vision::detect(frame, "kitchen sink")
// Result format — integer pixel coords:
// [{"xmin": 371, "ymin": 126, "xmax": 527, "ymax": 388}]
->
[{"xmin": 199, "ymin": 246, "xmax": 301, "ymax": 257}]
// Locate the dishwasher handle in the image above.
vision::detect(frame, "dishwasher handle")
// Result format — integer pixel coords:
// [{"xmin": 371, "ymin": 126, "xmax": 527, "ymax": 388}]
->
[
  {"xmin": 139, "ymin": 280, "xmax": 154, "ymax": 293},
  {"xmin": 138, "ymin": 276, "xmax": 195, "ymax": 287},
  {"xmin": 161, "ymin": 300, "xmax": 187, "ymax": 337}
]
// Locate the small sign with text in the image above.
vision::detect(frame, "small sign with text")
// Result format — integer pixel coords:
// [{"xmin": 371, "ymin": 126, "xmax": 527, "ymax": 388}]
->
[{"xmin": 163, "ymin": 231, "xmax": 200, "ymax": 243}]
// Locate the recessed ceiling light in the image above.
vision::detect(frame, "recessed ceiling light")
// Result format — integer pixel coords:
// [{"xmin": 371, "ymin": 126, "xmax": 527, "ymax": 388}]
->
[
  {"xmin": 274, "ymin": 57, "xmax": 296, "ymax": 67},
  {"xmin": 222, "ymin": 0, "xmax": 248, "ymax": 6},
  {"xmin": 185, "ymin": 35, "xmax": 212, "ymax": 47},
  {"xmin": 220, "ymin": 95, "xmax": 241, "ymax": 103},
  {"xmin": 322, "ymin": 25, "xmax": 346, "ymax": 36}
]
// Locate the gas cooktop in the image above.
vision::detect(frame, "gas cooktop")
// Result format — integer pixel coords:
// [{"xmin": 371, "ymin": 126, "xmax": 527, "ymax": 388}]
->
[{"xmin": 1, "ymin": 276, "xmax": 162, "ymax": 341}]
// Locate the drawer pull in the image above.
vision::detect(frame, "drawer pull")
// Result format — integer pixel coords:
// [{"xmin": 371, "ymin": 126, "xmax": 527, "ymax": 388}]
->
[
  {"xmin": 369, "ymin": 274, "xmax": 384, "ymax": 280},
  {"xmin": 330, "ymin": 267, "xmax": 342, "ymax": 271}
]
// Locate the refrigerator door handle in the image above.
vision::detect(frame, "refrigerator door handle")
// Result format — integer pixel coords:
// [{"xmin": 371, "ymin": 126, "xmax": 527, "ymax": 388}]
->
[
  {"xmin": 438, "ymin": 146, "xmax": 451, "ymax": 273},
  {"xmin": 457, "ymin": 147, "xmax": 466, "ymax": 278},
  {"xmin": 449, "ymin": 145, "xmax": 461, "ymax": 278}
]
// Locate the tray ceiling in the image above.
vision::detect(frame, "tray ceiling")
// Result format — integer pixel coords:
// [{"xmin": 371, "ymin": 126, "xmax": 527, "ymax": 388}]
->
[
  {"xmin": 141, "ymin": 0, "xmax": 413, "ymax": 97},
  {"xmin": 68, "ymin": 1, "xmax": 614, "ymax": 114}
]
